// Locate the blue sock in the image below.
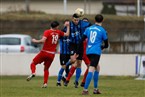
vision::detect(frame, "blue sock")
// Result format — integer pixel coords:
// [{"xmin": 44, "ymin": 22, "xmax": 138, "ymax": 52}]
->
[
  {"xmin": 66, "ymin": 60, "xmax": 71, "ymax": 67},
  {"xmin": 93, "ymin": 71, "xmax": 99, "ymax": 89},
  {"xmin": 75, "ymin": 68, "xmax": 81, "ymax": 82},
  {"xmin": 57, "ymin": 68, "xmax": 64, "ymax": 82},
  {"xmin": 84, "ymin": 72, "xmax": 93, "ymax": 90}
]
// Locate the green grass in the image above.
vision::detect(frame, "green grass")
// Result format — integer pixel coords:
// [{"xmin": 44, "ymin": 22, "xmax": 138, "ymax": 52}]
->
[{"xmin": 0, "ymin": 76, "xmax": 145, "ymax": 97}]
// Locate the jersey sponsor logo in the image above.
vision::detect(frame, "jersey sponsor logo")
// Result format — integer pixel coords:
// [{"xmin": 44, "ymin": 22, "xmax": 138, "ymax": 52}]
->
[
  {"xmin": 71, "ymin": 51, "xmax": 74, "ymax": 54},
  {"xmin": 88, "ymin": 45, "xmax": 92, "ymax": 48},
  {"xmin": 90, "ymin": 27, "xmax": 101, "ymax": 31},
  {"xmin": 62, "ymin": 61, "xmax": 65, "ymax": 64},
  {"xmin": 63, "ymin": 39, "xmax": 70, "ymax": 43},
  {"xmin": 75, "ymin": 31, "xmax": 80, "ymax": 36}
]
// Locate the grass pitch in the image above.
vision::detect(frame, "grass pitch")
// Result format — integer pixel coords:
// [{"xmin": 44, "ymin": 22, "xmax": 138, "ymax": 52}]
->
[{"xmin": 0, "ymin": 76, "xmax": 144, "ymax": 97}]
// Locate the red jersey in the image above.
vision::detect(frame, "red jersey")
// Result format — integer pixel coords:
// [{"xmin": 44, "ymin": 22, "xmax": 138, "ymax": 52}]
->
[
  {"xmin": 42, "ymin": 29, "xmax": 64, "ymax": 52},
  {"xmin": 83, "ymin": 39, "xmax": 88, "ymax": 54}
]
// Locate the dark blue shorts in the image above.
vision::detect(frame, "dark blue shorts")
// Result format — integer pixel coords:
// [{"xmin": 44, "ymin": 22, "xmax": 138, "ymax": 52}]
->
[
  {"xmin": 87, "ymin": 54, "xmax": 100, "ymax": 68},
  {"xmin": 59, "ymin": 54, "xmax": 70, "ymax": 65},
  {"xmin": 69, "ymin": 43, "xmax": 83, "ymax": 60}
]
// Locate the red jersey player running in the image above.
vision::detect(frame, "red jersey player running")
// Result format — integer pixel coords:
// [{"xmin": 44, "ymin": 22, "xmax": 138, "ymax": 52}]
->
[{"xmin": 26, "ymin": 21, "xmax": 71, "ymax": 88}]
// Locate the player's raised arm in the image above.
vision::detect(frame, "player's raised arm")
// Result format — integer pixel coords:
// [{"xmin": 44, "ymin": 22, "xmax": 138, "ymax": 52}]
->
[{"xmin": 63, "ymin": 21, "xmax": 70, "ymax": 36}]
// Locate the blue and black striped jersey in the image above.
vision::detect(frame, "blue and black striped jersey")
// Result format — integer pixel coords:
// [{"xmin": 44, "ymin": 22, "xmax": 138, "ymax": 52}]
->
[
  {"xmin": 69, "ymin": 20, "xmax": 90, "ymax": 44},
  {"xmin": 59, "ymin": 27, "xmax": 70, "ymax": 54}
]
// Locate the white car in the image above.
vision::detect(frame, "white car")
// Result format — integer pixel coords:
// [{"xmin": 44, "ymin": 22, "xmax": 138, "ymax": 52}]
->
[{"xmin": 0, "ymin": 34, "xmax": 40, "ymax": 53}]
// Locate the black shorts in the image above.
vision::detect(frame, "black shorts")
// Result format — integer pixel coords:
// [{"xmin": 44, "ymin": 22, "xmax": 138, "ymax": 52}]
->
[
  {"xmin": 87, "ymin": 54, "xmax": 100, "ymax": 68},
  {"xmin": 59, "ymin": 54, "xmax": 70, "ymax": 65},
  {"xmin": 69, "ymin": 43, "xmax": 83, "ymax": 60}
]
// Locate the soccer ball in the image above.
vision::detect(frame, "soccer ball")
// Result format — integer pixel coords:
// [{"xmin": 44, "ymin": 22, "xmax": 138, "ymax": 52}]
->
[{"xmin": 75, "ymin": 8, "xmax": 84, "ymax": 17}]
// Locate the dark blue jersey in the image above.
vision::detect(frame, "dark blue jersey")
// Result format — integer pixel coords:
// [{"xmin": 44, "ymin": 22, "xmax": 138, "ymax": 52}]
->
[
  {"xmin": 69, "ymin": 20, "xmax": 90, "ymax": 44},
  {"xmin": 59, "ymin": 27, "xmax": 70, "ymax": 54}
]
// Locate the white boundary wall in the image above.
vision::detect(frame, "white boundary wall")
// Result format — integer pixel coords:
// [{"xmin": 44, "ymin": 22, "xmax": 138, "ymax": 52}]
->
[{"xmin": 0, "ymin": 53, "xmax": 137, "ymax": 76}]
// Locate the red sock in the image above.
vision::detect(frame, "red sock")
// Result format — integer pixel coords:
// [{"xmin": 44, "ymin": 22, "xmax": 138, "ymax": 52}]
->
[
  {"xmin": 66, "ymin": 66, "xmax": 76, "ymax": 81},
  {"xmin": 30, "ymin": 63, "xmax": 36, "ymax": 74},
  {"xmin": 44, "ymin": 70, "xmax": 49, "ymax": 84},
  {"xmin": 82, "ymin": 68, "xmax": 88, "ymax": 83}
]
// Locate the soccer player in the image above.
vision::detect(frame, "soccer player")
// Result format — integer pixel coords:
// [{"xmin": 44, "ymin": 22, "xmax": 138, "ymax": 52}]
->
[
  {"xmin": 80, "ymin": 18, "xmax": 100, "ymax": 92},
  {"xmin": 78, "ymin": 14, "xmax": 109, "ymax": 95},
  {"xmin": 56, "ymin": 19, "xmax": 72, "ymax": 86},
  {"xmin": 64, "ymin": 14, "xmax": 91, "ymax": 88},
  {"xmin": 26, "ymin": 21, "xmax": 71, "ymax": 88},
  {"xmin": 80, "ymin": 17, "xmax": 91, "ymax": 87}
]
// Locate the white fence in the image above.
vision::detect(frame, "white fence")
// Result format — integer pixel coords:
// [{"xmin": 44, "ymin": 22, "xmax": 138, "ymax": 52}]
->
[{"xmin": 0, "ymin": 53, "xmax": 139, "ymax": 76}]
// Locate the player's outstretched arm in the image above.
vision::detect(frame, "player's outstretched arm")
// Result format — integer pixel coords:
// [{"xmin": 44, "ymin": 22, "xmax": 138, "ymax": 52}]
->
[{"xmin": 32, "ymin": 36, "xmax": 47, "ymax": 44}]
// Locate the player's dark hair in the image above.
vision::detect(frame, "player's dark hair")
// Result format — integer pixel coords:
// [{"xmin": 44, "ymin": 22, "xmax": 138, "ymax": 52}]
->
[
  {"xmin": 63, "ymin": 19, "xmax": 69, "ymax": 23},
  {"xmin": 82, "ymin": 18, "xmax": 89, "ymax": 22},
  {"xmin": 51, "ymin": 21, "xmax": 59, "ymax": 28},
  {"xmin": 95, "ymin": 14, "xmax": 103, "ymax": 23},
  {"xmin": 72, "ymin": 13, "xmax": 79, "ymax": 18}
]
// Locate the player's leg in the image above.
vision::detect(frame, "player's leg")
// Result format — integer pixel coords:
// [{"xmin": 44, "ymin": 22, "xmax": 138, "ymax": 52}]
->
[
  {"xmin": 74, "ymin": 60, "xmax": 82, "ymax": 88},
  {"xmin": 80, "ymin": 66, "xmax": 88, "ymax": 87},
  {"xmin": 64, "ymin": 57, "xmax": 77, "ymax": 86},
  {"xmin": 42, "ymin": 54, "xmax": 54, "ymax": 88},
  {"xmin": 26, "ymin": 52, "xmax": 44, "ymax": 81},
  {"xmin": 65, "ymin": 59, "xmax": 72, "ymax": 67},
  {"xmin": 57, "ymin": 54, "xmax": 66, "ymax": 86},
  {"xmin": 42, "ymin": 68, "xmax": 49, "ymax": 88},
  {"xmin": 82, "ymin": 54, "xmax": 100, "ymax": 95},
  {"xmin": 62, "ymin": 55, "xmax": 72, "ymax": 83},
  {"xmin": 62, "ymin": 61, "xmax": 71, "ymax": 81},
  {"xmin": 82, "ymin": 66, "xmax": 94, "ymax": 95},
  {"xmin": 62, "ymin": 59, "xmax": 72, "ymax": 81},
  {"xmin": 74, "ymin": 45, "xmax": 83, "ymax": 88},
  {"xmin": 64, "ymin": 43, "xmax": 78, "ymax": 86},
  {"xmin": 26, "ymin": 62, "xmax": 36, "ymax": 81},
  {"xmin": 81, "ymin": 53, "xmax": 90, "ymax": 87},
  {"xmin": 57, "ymin": 65, "xmax": 65, "ymax": 86},
  {"xmin": 93, "ymin": 65, "xmax": 101, "ymax": 94},
  {"xmin": 64, "ymin": 65, "xmax": 70, "ymax": 77},
  {"xmin": 57, "ymin": 54, "xmax": 71, "ymax": 85}
]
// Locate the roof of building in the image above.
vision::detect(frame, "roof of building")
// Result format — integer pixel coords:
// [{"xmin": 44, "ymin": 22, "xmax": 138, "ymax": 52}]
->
[{"xmin": 102, "ymin": 0, "xmax": 145, "ymax": 5}]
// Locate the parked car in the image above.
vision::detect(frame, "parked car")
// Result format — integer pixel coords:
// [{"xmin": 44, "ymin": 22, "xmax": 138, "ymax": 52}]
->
[{"xmin": 0, "ymin": 34, "xmax": 40, "ymax": 53}]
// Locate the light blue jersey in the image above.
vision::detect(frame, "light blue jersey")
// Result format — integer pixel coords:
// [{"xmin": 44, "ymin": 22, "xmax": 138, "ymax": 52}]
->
[{"xmin": 84, "ymin": 24, "xmax": 108, "ymax": 55}]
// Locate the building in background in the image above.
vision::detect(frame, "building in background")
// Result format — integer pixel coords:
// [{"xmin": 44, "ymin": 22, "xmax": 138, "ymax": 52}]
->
[
  {"xmin": 1, "ymin": 0, "xmax": 102, "ymax": 15},
  {"xmin": 102, "ymin": 0, "xmax": 145, "ymax": 16},
  {"xmin": 1, "ymin": 0, "xmax": 145, "ymax": 16}
]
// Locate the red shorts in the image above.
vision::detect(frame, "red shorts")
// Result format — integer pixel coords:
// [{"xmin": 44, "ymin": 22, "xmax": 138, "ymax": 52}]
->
[
  {"xmin": 83, "ymin": 40, "xmax": 90, "ymax": 65},
  {"xmin": 33, "ymin": 51, "xmax": 55, "ymax": 69}
]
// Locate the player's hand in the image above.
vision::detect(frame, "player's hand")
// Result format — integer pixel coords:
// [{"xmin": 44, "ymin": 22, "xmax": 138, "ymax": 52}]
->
[
  {"xmin": 32, "ymin": 38, "xmax": 37, "ymax": 43},
  {"xmin": 101, "ymin": 45, "xmax": 104, "ymax": 50},
  {"xmin": 74, "ymin": 53, "xmax": 79, "ymax": 59},
  {"xmin": 65, "ymin": 21, "xmax": 70, "ymax": 26}
]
